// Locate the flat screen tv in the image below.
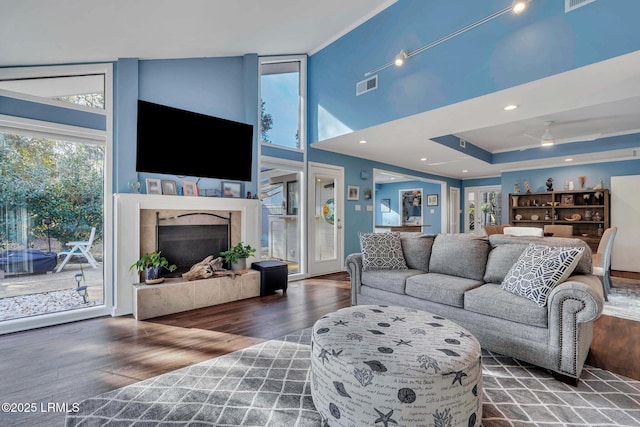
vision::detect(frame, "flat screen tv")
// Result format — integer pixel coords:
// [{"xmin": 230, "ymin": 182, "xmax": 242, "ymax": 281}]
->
[{"xmin": 136, "ymin": 100, "xmax": 254, "ymax": 181}]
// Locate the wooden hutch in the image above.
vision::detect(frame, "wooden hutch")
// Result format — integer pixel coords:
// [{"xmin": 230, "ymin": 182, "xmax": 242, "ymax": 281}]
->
[{"xmin": 508, "ymin": 189, "xmax": 610, "ymax": 252}]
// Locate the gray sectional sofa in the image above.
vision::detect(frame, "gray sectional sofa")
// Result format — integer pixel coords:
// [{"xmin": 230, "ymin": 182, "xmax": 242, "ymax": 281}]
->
[{"xmin": 345, "ymin": 233, "xmax": 605, "ymax": 385}]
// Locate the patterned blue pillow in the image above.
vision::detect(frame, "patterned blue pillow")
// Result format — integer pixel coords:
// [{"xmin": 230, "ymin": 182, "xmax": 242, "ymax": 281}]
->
[
  {"xmin": 501, "ymin": 243, "xmax": 585, "ymax": 306},
  {"xmin": 359, "ymin": 232, "xmax": 408, "ymax": 271}
]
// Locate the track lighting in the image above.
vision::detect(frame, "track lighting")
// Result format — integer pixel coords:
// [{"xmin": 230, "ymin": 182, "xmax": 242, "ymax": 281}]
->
[
  {"xmin": 541, "ymin": 121, "xmax": 555, "ymax": 146},
  {"xmin": 363, "ymin": 0, "xmax": 532, "ymax": 77},
  {"xmin": 512, "ymin": 0, "xmax": 527, "ymax": 14}
]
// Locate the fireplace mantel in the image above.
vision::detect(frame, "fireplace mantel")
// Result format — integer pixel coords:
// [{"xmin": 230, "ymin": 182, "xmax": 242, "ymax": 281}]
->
[{"xmin": 113, "ymin": 193, "xmax": 260, "ymax": 316}]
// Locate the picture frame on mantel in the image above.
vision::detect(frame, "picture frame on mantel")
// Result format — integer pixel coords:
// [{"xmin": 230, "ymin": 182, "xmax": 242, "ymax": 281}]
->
[
  {"xmin": 161, "ymin": 180, "xmax": 177, "ymax": 195},
  {"xmin": 222, "ymin": 181, "xmax": 242, "ymax": 198},
  {"xmin": 145, "ymin": 178, "xmax": 162, "ymax": 195},
  {"xmin": 182, "ymin": 180, "xmax": 198, "ymax": 197}
]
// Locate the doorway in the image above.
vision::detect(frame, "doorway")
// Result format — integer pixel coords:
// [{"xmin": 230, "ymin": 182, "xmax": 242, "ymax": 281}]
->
[
  {"xmin": 464, "ymin": 186, "xmax": 502, "ymax": 235},
  {"xmin": 259, "ymin": 159, "xmax": 304, "ymax": 279},
  {"xmin": 307, "ymin": 163, "xmax": 344, "ymax": 276}
]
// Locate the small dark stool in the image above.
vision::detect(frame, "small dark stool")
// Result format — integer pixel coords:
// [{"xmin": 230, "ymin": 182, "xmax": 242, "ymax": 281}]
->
[{"xmin": 252, "ymin": 261, "xmax": 288, "ymax": 296}]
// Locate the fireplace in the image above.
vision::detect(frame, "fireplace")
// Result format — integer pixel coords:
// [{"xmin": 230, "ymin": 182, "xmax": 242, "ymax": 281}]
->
[
  {"xmin": 154, "ymin": 212, "xmax": 231, "ymax": 276},
  {"xmin": 113, "ymin": 193, "xmax": 260, "ymax": 316}
]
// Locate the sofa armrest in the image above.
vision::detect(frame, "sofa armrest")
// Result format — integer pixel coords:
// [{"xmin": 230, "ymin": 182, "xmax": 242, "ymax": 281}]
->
[
  {"xmin": 547, "ymin": 274, "xmax": 605, "ymax": 375},
  {"xmin": 345, "ymin": 253, "xmax": 363, "ymax": 305},
  {"xmin": 548, "ymin": 274, "xmax": 604, "ymax": 323}
]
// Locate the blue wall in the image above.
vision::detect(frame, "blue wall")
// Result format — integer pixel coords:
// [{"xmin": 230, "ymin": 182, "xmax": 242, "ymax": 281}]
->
[
  {"xmin": 114, "ymin": 55, "xmax": 259, "ymax": 195},
  {"xmin": 308, "ymin": 0, "xmax": 640, "ymax": 144}
]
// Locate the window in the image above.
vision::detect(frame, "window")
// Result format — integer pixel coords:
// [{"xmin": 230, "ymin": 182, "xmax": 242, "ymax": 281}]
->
[
  {"xmin": 259, "ymin": 56, "xmax": 306, "ymax": 151},
  {"xmin": 0, "ymin": 73, "xmax": 105, "ymax": 110},
  {"xmin": 0, "ymin": 63, "xmax": 111, "ymax": 333}
]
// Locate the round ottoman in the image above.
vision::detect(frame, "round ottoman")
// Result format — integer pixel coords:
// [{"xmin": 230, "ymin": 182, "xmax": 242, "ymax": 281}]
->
[{"xmin": 310, "ymin": 305, "xmax": 482, "ymax": 427}]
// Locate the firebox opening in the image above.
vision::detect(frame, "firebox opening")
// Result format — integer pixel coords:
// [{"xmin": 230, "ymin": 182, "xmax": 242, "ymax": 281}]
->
[{"xmin": 157, "ymin": 224, "xmax": 229, "ymax": 277}]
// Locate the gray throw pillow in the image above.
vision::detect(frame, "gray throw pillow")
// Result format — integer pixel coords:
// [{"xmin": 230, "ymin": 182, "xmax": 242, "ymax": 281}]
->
[
  {"xmin": 359, "ymin": 232, "xmax": 408, "ymax": 271},
  {"xmin": 501, "ymin": 243, "xmax": 585, "ymax": 307},
  {"xmin": 399, "ymin": 233, "xmax": 435, "ymax": 271}
]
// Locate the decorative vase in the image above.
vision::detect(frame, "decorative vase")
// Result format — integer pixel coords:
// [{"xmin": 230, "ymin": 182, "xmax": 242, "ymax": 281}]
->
[
  {"xmin": 512, "ymin": 195, "xmax": 519, "ymax": 207},
  {"xmin": 144, "ymin": 267, "xmax": 164, "ymax": 284},
  {"xmin": 231, "ymin": 258, "xmax": 247, "ymax": 271}
]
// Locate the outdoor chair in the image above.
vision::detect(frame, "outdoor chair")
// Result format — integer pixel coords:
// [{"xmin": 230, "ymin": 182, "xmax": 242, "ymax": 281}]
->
[{"xmin": 56, "ymin": 227, "xmax": 99, "ymax": 272}]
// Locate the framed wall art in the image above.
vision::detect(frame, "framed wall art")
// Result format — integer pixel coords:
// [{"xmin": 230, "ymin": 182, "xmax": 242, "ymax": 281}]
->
[
  {"xmin": 427, "ymin": 194, "xmax": 439, "ymax": 206},
  {"xmin": 347, "ymin": 185, "xmax": 360, "ymax": 201},
  {"xmin": 380, "ymin": 198, "xmax": 391, "ymax": 213}
]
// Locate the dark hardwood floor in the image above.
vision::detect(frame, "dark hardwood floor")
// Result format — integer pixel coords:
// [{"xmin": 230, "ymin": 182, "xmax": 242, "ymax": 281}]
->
[
  {"xmin": 0, "ymin": 276, "xmax": 351, "ymax": 427},
  {"xmin": 1, "ymin": 269, "xmax": 637, "ymax": 426}
]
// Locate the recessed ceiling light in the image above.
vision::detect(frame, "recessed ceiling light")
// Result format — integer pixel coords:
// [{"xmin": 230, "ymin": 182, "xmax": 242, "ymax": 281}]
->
[
  {"xmin": 503, "ymin": 104, "xmax": 518, "ymax": 111},
  {"xmin": 565, "ymin": 158, "xmax": 574, "ymax": 162},
  {"xmin": 359, "ymin": 140, "xmax": 367, "ymax": 144},
  {"xmin": 420, "ymin": 157, "xmax": 427, "ymax": 161},
  {"xmin": 462, "ymin": 170, "xmax": 468, "ymax": 173}
]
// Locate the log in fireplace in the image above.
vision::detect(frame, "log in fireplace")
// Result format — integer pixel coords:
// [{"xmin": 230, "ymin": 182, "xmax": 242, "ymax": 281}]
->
[{"xmin": 155, "ymin": 212, "xmax": 230, "ymax": 276}]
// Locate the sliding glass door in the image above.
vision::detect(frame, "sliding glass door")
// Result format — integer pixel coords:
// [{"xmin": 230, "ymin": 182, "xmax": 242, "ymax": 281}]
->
[{"xmin": 0, "ymin": 63, "xmax": 112, "ymax": 333}]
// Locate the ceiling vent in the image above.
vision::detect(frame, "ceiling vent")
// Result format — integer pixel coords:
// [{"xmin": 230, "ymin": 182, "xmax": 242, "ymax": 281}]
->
[
  {"xmin": 565, "ymin": 0, "xmax": 597, "ymax": 12},
  {"xmin": 356, "ymin": 75, "xmax": 378, "ymax": 96}
]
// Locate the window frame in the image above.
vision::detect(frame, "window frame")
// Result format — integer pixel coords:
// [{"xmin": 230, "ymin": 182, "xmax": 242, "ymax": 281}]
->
[
  {"xmin": 0, "ymin": 63, "xmax": 113, "ymax": 334},
  {"xmin": 258, "ymin": 55, "xmax": 307, "ymax": 153}
]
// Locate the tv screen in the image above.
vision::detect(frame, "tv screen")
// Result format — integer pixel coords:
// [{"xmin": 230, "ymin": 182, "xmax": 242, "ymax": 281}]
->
[{"xmin": 136, "ymin": 100, "xmax": 254, "ymax": 181}]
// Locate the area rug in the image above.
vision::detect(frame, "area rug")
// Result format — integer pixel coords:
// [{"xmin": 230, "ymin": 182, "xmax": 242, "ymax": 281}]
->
[
  {"xmin": 0, "ymin": 288, "xmax": 97, "ymax": 321},
  {"xmin": 66, "ymin": 328, "xmax": 640, "ymax": 427}
]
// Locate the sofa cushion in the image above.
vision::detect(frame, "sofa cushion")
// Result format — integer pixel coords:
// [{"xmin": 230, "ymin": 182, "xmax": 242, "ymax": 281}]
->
[
  {"xmin": 362, "ymin": 269, "xmax": 423, "ymax": 294},
  {"xmin": 359, "ymin": 232, "xmax": 408, "ymax": 271},
  {"xmin": 501, "ymin": 243, "xmax": 585, "ymax": 307},
  {"xmin": 487, "ymin": 235, "xmax": 592, "ymax": 282},
  {"xmin": 464, "ymin": 284, "xmax": 548, "ymax": 328},
  {"xmin": 399, "ymin": 233, "xmax": 436, "ymax": 272},
  {"xmin": 429, "ymin": 234, "xmax": 490, "ymax": 281},
  {"xmin": 405, "ymin": 273, "xmax": 483, "ymax": 308}
]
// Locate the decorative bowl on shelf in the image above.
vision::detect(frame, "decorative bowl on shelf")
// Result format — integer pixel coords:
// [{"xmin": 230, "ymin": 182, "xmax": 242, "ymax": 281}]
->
[
  {"xmin": 515, "ymin": 214, "xmax": 522, "ymax": 221},
  {"xmin": 530, "ymin": 214, "xmax": 539, "ymax": 221},
  {"xmin": 564, "ymin": 214, "xmax": 582, "ymax": 221}
]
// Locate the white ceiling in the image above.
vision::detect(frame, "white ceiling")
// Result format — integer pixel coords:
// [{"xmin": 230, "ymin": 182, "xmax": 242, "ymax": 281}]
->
[
  {"xmin": 2, "ymin": 0, "xmax": 639, "ymax": 181},
  {"xmin": 0, "ymin": 0, "xmax": 395, "ymax": 66}
]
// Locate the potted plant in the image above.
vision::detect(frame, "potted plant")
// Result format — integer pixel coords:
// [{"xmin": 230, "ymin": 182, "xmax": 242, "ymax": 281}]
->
[
  {"xmin": 129, "ymin": 251, "xmax": 177, "ymax": 284},
  {"xmin": 220, "ymin": 242, "xmax": 256, "ymax": 271}
]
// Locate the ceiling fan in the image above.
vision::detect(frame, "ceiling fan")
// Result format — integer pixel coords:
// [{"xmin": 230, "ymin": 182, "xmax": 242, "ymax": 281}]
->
[{"xmin": 521, "ymin": 120, "xmax": 603, "ymax": 146}]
